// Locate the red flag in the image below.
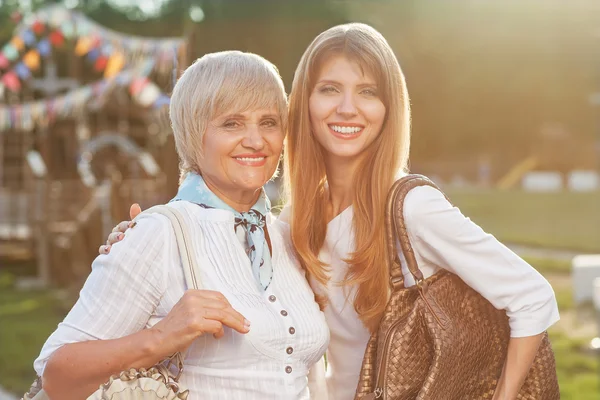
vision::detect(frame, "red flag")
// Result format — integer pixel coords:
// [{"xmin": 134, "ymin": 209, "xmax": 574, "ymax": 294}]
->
[
  {"xmin": 32, "ymin": 20, "xmax": 45, "ymax": 35},
  {"xmin": 49, "ymin": 31, "xmax": 65, "ymax": 47}
]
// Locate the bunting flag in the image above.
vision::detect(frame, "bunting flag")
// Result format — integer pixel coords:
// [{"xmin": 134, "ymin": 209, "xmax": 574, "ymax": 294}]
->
[
  {"xmin": 22, "ymin": 30, "xmax": 36, "ymax": 46},
  {"xmin": 32, "ymin": 20, "xmax": 45, "ymax": 35},
  {"xmin": 0, "ymin": 5, "xmax": 184, "ymax": 91},
  {"xmin": 23, "ymin": 50, "xmax": 40, "ymax": 70},
  {"xmin": 10, "ymin": 37, "xmax": 25, "ymax": 52},
  {"xmin": 2, "ymin": 72, "xmax": 21, "ymax": 92},
  {"xmin": 0, "ymin": 60, "xmax": 171, "ymax": 132},
  {"xmin": 136, "ymin": 82, "xmax": 161, "ymax": 107},
  {"xmin": 0, "ymin": 5, "xmax": 176, "ymax": 126},
  {"xmin": 37, "ymin": 39, "xmax": 52, "ymax": 58},
  {"xmin": 15, "ymin": 5, "xmax": 184, "ymax": 71},
  {"xmin": 14, "ymin": 62, "xmax": 31, "ymax": 80},
  {"xmin": 60, "ymin": 20, "xmax": 75, "ymax": 38},
  {"xmin": 49, "ymin": 30, "xmax": 65, "ymax": 47},
  {"xmin": 104, "ymin": 52, "xmax": 125, "ymax": 78},
  {"xmin": 86, "ymin": 47, "xmax": 100, "ymax": 62},
  {"xmin": 0, "ymin": 54, "xmax": 9, "ymax": 70},
  {"xmin": 2, "ymin": 44, "xmax": 19, "ymax": 61},
  {"xmin": 75, "ymin": 36, "xmax": 94, "ymax": 56},
  {"xmin": 94, "ymin": 55, "xmax": 108, "ymax": 72}
]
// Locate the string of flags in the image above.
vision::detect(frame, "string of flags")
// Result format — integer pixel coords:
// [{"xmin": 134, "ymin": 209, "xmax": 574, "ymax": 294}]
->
[
  {"xmin": 0, "ymin": 5, "xmax": 183, "ymax": 94},
  {"xmin": 0, "ymin": 59, "xmax": 171, "ymax": 132}
]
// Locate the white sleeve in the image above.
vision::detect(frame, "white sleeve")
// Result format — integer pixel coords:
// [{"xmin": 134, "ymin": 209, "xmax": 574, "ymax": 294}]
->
[
  {"xmin": 403, "ymin": 186, "xmax": 560, "ymax": 338},
  {"xmin": 34, "ymin": 214, "xmax": 174, "ymax": 375}
]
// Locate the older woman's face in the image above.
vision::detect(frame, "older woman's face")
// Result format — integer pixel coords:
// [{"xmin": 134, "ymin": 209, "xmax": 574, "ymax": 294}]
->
[{"xmin": 200, "ymin": 107, "xmax": 284, "ymax": 197}]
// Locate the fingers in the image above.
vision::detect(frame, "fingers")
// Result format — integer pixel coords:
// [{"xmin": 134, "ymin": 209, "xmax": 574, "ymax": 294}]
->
[
  {"xmin": 202, "ymin": 307, "xmax": 250, "ymax": 334},
  {"xmin": 213, "ymin": 327, "xmax": 225, "ymax": 339},
  {"xmin": 130, "ymin": 203, "xmax": 142, "ymax": 220},
  {"xmin": 181, "ymin": 290, "xmax": 250, "ymax": 335},
  {"xmin": 107, "ymin": 231, "xmax": 124, "ymax": 246},
  {"xmin": 112, "ymin": 221, "xmax": 130, "ymax": 234},
  {"xmin": 99, "ymin": 244, "xmax": 110, "ymax": 255}
]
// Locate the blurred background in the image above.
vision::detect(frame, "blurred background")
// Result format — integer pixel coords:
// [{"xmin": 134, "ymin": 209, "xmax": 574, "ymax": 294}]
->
[{"xmin": 0, "ymin": 0, "xmax": 598, "ymax": 398}]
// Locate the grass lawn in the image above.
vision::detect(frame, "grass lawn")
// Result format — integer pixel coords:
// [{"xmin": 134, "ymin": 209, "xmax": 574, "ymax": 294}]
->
[
  {"xmin": 445, "ymin": 189, "xmax": 600, "ymax": 253},
  {"xmin": 0, "ymin": 281, "xmax": 67, "ymax": 395}
]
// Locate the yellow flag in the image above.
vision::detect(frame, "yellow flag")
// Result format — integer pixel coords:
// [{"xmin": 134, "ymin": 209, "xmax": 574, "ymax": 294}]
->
[
  {"xmin": 10, "ymin": 36, "xmax": 24, "ymax": 51},
  {"xmin": 23, "ymin": 50, "xmax": 40, "ymax": 70},
  {"xmin": 104, "ymin": 52, "xmax": 125, "ymax": 78},
  {"xmin": 75, "ymin": 37, "xmax": 94, "ymax": 56}
]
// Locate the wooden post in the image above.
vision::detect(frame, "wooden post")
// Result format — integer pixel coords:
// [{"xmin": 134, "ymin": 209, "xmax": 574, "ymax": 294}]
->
[{"xmin": 22, "ymin": 150, "xmax": 50, "ymax": 287}]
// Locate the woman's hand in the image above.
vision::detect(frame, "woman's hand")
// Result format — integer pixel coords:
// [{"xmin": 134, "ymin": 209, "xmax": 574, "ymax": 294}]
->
[
  {"xmin": 150, "ymin": 289, "xmax": 251, "ymax": 358},
  {"xmin": 99, "ymin": 203, "xmax": 142, "ymax": 254}
]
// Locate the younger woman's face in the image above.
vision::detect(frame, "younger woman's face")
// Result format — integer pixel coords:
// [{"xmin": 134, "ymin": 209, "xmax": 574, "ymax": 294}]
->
[{"xmin": 309, "ymin": 55, "xmax": 386, "ymax": 162}]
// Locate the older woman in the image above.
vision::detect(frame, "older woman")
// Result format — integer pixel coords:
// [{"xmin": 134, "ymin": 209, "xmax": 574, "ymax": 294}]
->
[{"xmin": 34, "ymin": 51, "xmax": 329, "ymax": 400}]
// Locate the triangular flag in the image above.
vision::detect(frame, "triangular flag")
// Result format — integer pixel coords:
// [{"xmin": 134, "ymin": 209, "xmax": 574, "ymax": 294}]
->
[
  {"xmin": 2, "ymin": 72, "xmax": 21, "ymax": 92},
  {"xmin": 3, "ymin": 44, "xmax": 19, "ymax": 61},
  {"xmin": 22, "ymin": 30, "xmax": 36, "ymax": 46},
  {"xmin": 129, "ymin": 77, "xmax": 149, "ymax": 96},
  {"xmin": 49, "ymin": 30, "xmax": 65, "ymax": 47},
  {"xmin": 87, "ymin": 47, "xmax": 100, "ymax": 62},
  {"xmin": 32, "ymin": 20, "xmax": 45, "ymax": 35},
  {"xmin": 37, "ymin": 39, "xmax": 51, "ymax": 58},
  {"xmin": 104, "ymin": 52, "xmax": 125, "ymax": 78},
  {"xmin": 10, "ymin": 36, "xmax": 24, "ymax": 51},
  {"xmin": 0, "ymin": 54, "xmax": 9, "ymax": 69},
  {"xmin": 15, "ymin": 62, "xmax": 31, "ymax": 80},
  {"xmin": 75, "ymin": 36, "xmax": 94, "ymax": 56},
  {"xmin": 94, "ymin": 55, "xmax": 108, "ymax": 72},
  {"xmin": 61, "ymin": 21, "xmax": 74, "ymax": 38},
  {"xmin": 137, "ymin": 83, "xmax": 161, "ymax": 107},
  {"xmin": 23, "ymin": 50, "xmax": 40, "ymax": 70}
]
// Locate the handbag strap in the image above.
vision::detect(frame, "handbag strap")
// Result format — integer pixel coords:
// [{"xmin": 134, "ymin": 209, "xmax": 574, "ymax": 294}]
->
[
  {"xmin": 138, "ymin": 205, "xmax": 202, "ymax": 290},
  {"xmin": 133, "ymin": 205, "xmax": 201, "ymax": 383},
  {"xmin": 386, "ymin": 174, "xmax": 445, "ymax": 291}
]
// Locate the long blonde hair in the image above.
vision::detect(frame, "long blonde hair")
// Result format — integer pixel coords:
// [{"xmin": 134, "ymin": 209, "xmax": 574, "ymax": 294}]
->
[{"xmin": 284, "ymin": 23, "xmax": 411, "ymax": 333}]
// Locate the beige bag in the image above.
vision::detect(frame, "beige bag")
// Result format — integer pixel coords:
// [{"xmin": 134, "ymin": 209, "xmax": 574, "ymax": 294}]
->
[{"xmin": 23, "ymin": 205, "xmax": 200, "ymax": 400}]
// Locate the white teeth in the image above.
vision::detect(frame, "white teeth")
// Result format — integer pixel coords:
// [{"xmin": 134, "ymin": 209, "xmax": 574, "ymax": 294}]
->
[
  {"xmin": 329, "ymin": 125, "xmax": 363, "ymax": 134},
  {"xmin": 235, "ymin": 157, "xmax": 265, "ymax": 162}
]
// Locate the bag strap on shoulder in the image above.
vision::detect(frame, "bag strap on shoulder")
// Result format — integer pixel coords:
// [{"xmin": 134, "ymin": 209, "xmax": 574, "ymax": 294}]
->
[
  {"xmin": 136, "ymin": 205, "xmax": 201, "ymax": 291},
  {"xmin": 386, "ymin": 174, "xmax": 445, "ymax": 290}
]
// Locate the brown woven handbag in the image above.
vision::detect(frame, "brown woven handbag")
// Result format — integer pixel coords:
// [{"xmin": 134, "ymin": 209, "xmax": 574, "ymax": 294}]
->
[{"xmin": 354, "ymin": 175, "xmax": 560, "ymax": 400}]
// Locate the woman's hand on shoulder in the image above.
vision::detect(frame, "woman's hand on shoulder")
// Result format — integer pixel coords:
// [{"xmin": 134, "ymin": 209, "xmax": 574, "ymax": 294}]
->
[
  {"xmin": 150, "ymin": 290, "xmax": 251, "ymax": 357},
  {"xmin": 99, "ymin": 203, "xmax": 142, "ymax": 254}
]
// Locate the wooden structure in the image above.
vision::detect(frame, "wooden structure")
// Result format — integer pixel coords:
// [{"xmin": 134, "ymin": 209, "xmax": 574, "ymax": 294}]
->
[{"xmin": 0, "ymin": 6, "xmax": 188, "ymax": 287}]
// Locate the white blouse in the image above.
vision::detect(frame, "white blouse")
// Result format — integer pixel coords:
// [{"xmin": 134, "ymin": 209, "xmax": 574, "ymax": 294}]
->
[
  {"xmin": 277, "ymin": 185, "xmax": 559, "ymax": 400},
  {"xmin": 34, "ymin": 201, "xmax": 330, "ymax": 400}
]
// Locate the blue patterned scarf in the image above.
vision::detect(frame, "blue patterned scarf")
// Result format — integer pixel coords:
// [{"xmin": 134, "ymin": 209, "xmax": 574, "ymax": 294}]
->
[{"xmin": 171, "ymin": 172, "xmax": 273, "ymax": 291}]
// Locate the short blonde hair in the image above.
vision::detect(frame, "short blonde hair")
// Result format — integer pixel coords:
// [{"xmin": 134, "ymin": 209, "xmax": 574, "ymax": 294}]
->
[{"xmin": 169, "ymin": 51, "xmax": 288, "ymax": 180}]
